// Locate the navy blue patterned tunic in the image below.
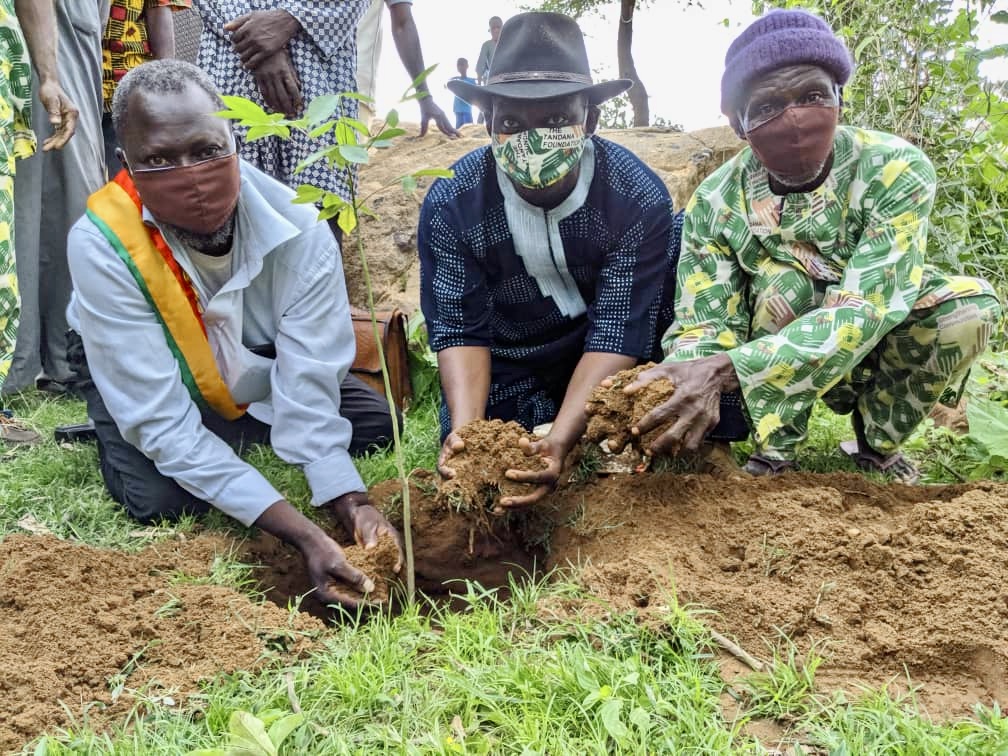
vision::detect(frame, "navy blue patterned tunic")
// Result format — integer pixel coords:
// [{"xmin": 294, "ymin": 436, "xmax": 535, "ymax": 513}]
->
[{"xmin": 419, "ymin": 136, "xmax": 683, "ymax": 435}]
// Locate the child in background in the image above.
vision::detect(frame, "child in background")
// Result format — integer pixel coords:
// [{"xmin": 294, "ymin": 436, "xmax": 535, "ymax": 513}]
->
[{"xmin": 449, "ymin": 58, "xmax": 476, "ymax": 128}]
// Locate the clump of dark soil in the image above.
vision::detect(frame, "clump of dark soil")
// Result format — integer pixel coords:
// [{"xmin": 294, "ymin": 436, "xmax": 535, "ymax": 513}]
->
[
  {"xmin": 543, "ymin": 472, "xmax": 1008, "ymax": 716},
  {"xmin": 584, "ymin": 364, "xmax": 675, "ymax": 452},
  {"xmin": 0, "ymin": 533, "xmax": 322, "ymax": 752},
  {"xmin": 342, "ymin": 532, "xmax": 402, "ymax": 603},
  {"xmin": 438, "ymin": 419, "xmax": 548, "ymax": 511}
]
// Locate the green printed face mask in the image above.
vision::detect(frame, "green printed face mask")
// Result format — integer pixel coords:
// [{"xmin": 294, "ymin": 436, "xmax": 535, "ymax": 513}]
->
[{"xmin": 491, "ymin": 125, "xmax": 586, "ymax": 189}]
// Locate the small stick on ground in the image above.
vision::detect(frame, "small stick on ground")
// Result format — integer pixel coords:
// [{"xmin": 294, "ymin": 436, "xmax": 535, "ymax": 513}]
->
[
  {"xmin": 285, "ymin": 671, "xmax": 302, "ymax": 714},
  {"xmin": 709, "ymin": 628, "xmax": 766, "ymax": 672}
]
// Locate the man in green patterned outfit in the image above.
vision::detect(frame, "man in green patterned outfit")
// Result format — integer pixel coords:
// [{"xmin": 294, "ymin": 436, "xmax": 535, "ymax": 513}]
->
[
  {"xmin": 0, "ymin": 0, "xmax": 79, "ymax": 442},
  {"xmin": 624, "ymin": 9, "xmax": 1001, "ymax": 482}
]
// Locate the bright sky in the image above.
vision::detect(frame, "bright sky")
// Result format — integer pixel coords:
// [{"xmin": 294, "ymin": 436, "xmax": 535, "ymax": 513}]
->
[{"xmin": 372, "ymin": 0, "xmax": 1008, "ymax": 131}]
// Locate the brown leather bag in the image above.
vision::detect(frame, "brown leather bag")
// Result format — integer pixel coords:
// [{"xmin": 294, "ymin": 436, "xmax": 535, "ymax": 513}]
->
[{"xmin": 349, "ymin": 307, "xmax": 413, "ymax": 410}]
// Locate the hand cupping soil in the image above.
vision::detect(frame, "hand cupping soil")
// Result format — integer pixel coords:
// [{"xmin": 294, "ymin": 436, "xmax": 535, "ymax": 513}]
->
[
  {"xmin": 338, "ymin": 532, "xmax": 401, "ymax": 603},
  {"xmin": 584, "ymin": 364, "xmax": 676, "ymax": 453},
  {"xmin": 438, "ymin": 419, "xmax": 547, "ymax": 511}
]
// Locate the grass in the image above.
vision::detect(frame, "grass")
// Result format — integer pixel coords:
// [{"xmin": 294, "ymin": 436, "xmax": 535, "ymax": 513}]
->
[{"xmin": 3, "ymin": 380, "xmax": 1008, "ymax": 754}]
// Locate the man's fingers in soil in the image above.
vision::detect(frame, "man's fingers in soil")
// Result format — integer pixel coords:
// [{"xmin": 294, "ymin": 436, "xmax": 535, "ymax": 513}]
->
[
  {"xmin": 497, "ymin": 484, "xmax": 552, "ymax": 510},
  {"xmin": 516, "ymin": 435, "xmax": 541, "ymax": 456},
  {"xmin": 332, "ymin": 560, "xmax": 375, "ymax": 596}
]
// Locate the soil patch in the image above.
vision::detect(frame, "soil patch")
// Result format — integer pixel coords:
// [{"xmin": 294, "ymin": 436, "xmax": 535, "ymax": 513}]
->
[
  {"xmin": 0, "ymin": 533, "xmax": 322, "ymax": 752},
  {"xmin": 584, "ymin": 364, "xmax": 674, "ymax": 452},
  {"xmin": 244, "ymin": 473, "xmax": 539, "ymax": 617},
  {"xmin": 438, "ymin": 419, "xmax": 547, "ymax": 511},
  {"xmin": 543, "ymin": 472, "xmax": 1008, "ymax": 716}
]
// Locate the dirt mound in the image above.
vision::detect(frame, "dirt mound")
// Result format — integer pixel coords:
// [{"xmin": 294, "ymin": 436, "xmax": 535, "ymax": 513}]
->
[
  {"xmin": 544, "ymin": 472, "xmax": 1008, "ymax": 715},
  {"xmin": 0, "ymin": 533, "xmax": 322, "ymax": 752},
  {"xmin": 584, "ymin": 363, "xmax": 674, "ymax": 452},
  {"xmin": 438, "ymin": 419, "xmax": 547, "ymax": 511}
]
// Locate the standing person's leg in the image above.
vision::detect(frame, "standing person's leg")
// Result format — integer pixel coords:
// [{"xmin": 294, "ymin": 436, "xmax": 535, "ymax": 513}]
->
[{"xmin": 6, "ymin": 1, "xmax": 106, "ymax": 394}]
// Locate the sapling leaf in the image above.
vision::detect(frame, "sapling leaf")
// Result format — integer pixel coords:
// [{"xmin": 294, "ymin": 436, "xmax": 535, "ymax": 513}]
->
[
  {"xmin": 292, "ymin": 185, "xmax": 325, "ymax": 205},
  {"xmin": 403, "ymin": 64, "xmax": 437, "ymax": 99},
  {"xmin": 343, "ymin": 118, "xmax": 372, "ymax": 135},
  {"xmin": 338, "ymin": 205, "xmax": 358, "ymax": 235},
  {"xmin": 246, "ymin": 125, "xmax": 289, "ymax": 142},
  {"xmin": 335, "ymin": 120, "xmax": 359, "ymax": 147},
  {"xmin": 338, "ymin": 144, "xmax": 371, "ymax": 164},
  {"xmin": 401, "ymin": 175, "xmax": 418, "ymax": 193},
  {"xmin": 370, "ymin": 139, "xmax": 395, "ymax": 149},
  {"xmin": 294, "ymin": 148, "xmax": 330, "ymax": 175},
  {"xmin": 373, "ymin": 128, "xmax": 407, "ymax": 141},
  {"xmin": 308, "ymin": 121, "xmax": 337, "ymax": 139},
  {"xmin": 304, "ymin": 94, "xmax": 341, "ymax": 126},
  {"xmin": 412, "ymin": 168, "xmax": 455, "ymax": 179},
  {"xmin": 217, "ymin": 96, "xmax": 269, "ymax": 123},
  {"xmin": 386, "ymin": 109, "xmax": 400, "ymax": 128},
  {"xmin": 966, "ymin": 394, "xmax": 1008, "ymax": 461}
]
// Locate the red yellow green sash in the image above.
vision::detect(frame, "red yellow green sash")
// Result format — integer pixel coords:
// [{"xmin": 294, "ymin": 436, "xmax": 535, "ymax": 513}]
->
[{"xmin": 85, "ymin": 170, "xmax": 246, "ymax": 420}]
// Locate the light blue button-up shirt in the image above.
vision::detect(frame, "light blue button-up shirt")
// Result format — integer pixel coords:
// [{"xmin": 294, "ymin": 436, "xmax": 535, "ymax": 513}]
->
[{"xmin": 67, "ymin": 160, "xmax": 365, "ymax": 526}]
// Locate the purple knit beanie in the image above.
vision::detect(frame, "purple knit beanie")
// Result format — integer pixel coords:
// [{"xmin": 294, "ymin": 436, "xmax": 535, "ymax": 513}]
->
[{"xmin": 721, "ymin": 9, "xmax": 853, "ymax": 130}]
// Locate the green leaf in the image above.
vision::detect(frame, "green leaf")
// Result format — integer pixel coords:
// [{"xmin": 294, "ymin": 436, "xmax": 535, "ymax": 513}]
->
[
  {"xmin": 267, "ymin": 713, "xmax": 305, "ymax": 748},
  {"xmin": 338, "ymin": 144, "xmax": 371, "ymax": 164},
  {"xmin": 966, "ymin": 395, "xmax": 1008, "ymax": 460},
  {"xmin": 991, "ymin": 10, "xmax": 1008, "ymax": 23},
  {"xmin": 337, "ymin": 205, "xmax": 358, "ymax": 236},
  {"xmin": 401, "ymin": 175, "xmax": 418, "ymax": 193},
  {"xmin": 412, "ymin": 168, "xmax": 455, "ymax": 179},
  {"xmin": 227, "ymin": 711, "xmax": 276, "ymax": 756},
  {"xmin": 291, "ymin": 184, "xmax": 325, "ymax": 205},
  {"xmin": 246, "ymin": 125, "xmax": 289, "ymax": 142},
  {"xmin": 386, "ymin": 109, "xmax": 400, "ymax": 128},
  {"xmin": 344, "ymin": 118, "xmax": 372, "ymax": 135},
  {"xmin": 184, "ymin": 750, "xmax": 226, "ymax": 756},
  {"xmin": 217, "ymin": 96, "xmax": 269, "ymax": 123},
  {"xmin": 308, "ymin": 121, "xmax": 337, "ymax": 139},
  {"xmin": 373, "ymin": 127, "xmax": 407, "ymax": 141},
  {"xmin": 599, "ymin": 698, "xmax": 629, "ymax": 742},
  {"xmin": 304, "ymin": 94, "xmax": 341, "ymax": 125},
  {"xmin": 628, "ymin": 706, "xmax": 651, "ymax": 732}
]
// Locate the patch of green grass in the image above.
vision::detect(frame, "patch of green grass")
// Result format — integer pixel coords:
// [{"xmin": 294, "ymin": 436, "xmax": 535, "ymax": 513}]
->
[
  {"xmin": 31, "ymin": 577, "xmax": 759, "ymax": 755},
  {"xmin": 741, "ymin": 639, "xmax": 825, "ymax": 721}
]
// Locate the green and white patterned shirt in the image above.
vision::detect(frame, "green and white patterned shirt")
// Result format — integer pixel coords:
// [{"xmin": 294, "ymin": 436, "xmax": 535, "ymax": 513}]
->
[{"xmin": 663, "ymin": 126, "xmax": 992, "ymax": 447}]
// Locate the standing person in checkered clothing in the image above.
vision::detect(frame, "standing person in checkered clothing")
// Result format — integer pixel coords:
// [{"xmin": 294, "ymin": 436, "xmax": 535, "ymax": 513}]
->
[{"xmin": 192, "ymin": 0, "xmax": 456, "ymax": 239}]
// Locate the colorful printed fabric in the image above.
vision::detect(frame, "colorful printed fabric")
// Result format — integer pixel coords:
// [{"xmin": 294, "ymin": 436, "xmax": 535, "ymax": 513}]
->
[
  {"xmin": 492, "ymin": 125, "xmax": 585, "ymax": 189},
  {"xmin": 664, "ymin": 125, "xmax": 1001, "ymax": 458},
  {"xmin": 0, "ymin": 1, "xmax": 35, "ymax": 381},
  {"xmin": 102, "ymin": 0, "xmax": 191, "ymax": 111}
]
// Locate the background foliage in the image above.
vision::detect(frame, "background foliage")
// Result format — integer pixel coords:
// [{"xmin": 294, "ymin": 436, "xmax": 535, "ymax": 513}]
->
[{"xmin": 754, "ymin": 0, "xmax": 1008, "ymax": 312}]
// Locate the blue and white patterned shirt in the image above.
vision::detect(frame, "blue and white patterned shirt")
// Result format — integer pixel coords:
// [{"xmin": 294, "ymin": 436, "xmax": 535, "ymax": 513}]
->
[
  {"xmin": 419, "ymin": 136, "xmax": 681, "ymax": 369},
  {"xmin": 193, "ymin": 0, "xmax": 370, "ymax": 200}
]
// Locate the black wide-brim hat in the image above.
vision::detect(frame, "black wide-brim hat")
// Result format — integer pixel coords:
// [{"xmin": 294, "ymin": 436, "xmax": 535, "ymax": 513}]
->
[{"xmin": 448, "ymin": 12, "xmax": 632, "ymax": 112}]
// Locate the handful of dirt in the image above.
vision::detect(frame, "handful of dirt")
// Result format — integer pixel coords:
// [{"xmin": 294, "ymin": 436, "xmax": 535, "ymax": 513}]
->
[
  {"xmin": 584, "ymin": 364, "xmax": 675, "ymax": 453},
  {"xmin": 438, "ymin": 419, "xmax": 548, "ymax": 511},
  {"xmin": 340, "ymin": 532, "xmax": 402, "ymax": 604}
]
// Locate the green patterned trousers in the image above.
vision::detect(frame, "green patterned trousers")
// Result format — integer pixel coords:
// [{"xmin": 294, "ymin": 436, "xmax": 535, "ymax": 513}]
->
[
  {"xmin": 749, "ymin": 260, "xmax": 1001, "ymax": 460},
  {"xmin": 0, "ymin": 169, "xmax": 15, "ymax": 382}
]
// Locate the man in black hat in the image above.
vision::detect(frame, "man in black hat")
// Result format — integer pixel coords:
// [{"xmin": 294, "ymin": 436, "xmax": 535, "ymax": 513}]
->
[{"xmin": 418, "ymin": 11, "xmax": 682, "ymax": 508}]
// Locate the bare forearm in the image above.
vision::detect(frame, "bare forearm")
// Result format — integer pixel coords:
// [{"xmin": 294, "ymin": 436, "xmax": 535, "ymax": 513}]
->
[
  {"xmin": 254, "ymin": 499, "xmax": 326, "ymax": 550},
  {"xmin": 388, "ymin": 3, "xmax": 430, "ymax": 96},
  {"xmin": 145, "ymin": 5, "xmax": 175, "ymax": 59},
  {"xmin": 438, "ymin": 345, "xmax": 491, "ymax": 430},
  {"xmin": 14, "ymin": 0, "xmax": 58, "ymax": 83},
  {"xmin": 551, "ymin": 352, "xmax": 636, "ymax": 447}
]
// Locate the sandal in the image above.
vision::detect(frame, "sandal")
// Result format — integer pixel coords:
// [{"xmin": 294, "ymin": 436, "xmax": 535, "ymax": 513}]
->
[
  {"xmin": 743, "ymin": 453, "xmax": 795, "ymax": 476},
  {"xmin": 839, "ymin": 440, "xmax": 920, "ymax": 484},
  {"xmin": 0, "ymin": 413, "xmax": 42, "ymax": 446}
]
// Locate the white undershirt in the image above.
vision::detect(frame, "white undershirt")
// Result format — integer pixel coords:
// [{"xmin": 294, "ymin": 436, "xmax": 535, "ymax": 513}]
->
[{"xmin": 186, "ymin": 248, "xmax": 234, "ymax": 305}]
